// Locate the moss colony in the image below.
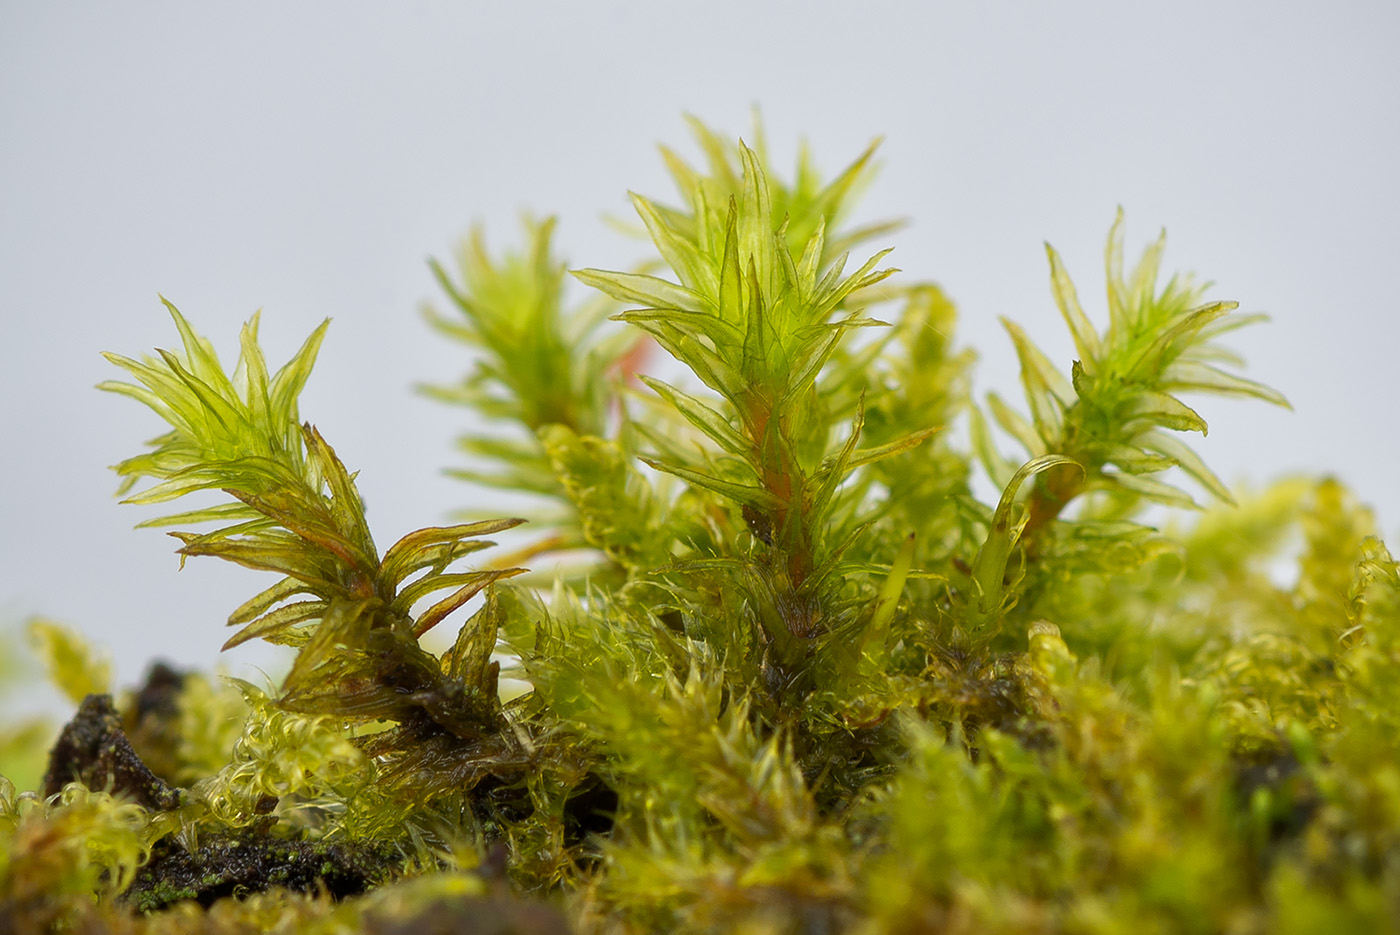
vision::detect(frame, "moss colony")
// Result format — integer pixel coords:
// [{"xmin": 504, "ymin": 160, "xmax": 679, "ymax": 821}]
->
[{"xmin": 3, "ymin": 120, "xmax": 1398, "ymax": 934}]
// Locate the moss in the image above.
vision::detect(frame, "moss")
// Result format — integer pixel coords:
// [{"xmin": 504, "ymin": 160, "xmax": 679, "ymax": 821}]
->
[
  {"xmin": 122, "ymin": 832, "xmax": 400, "ymax": 911},
  {"xmin": 128, "ymin": 880, "xmax": 199, "ymax": 913},
  {"xmin": 2, "ymin": 116, "xmax": 1398, "ymax": 933}
]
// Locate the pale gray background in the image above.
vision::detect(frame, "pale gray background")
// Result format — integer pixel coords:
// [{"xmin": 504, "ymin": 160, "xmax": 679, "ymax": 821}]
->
[{"xmin": 2, "ymin": 2, "xmax": 1397, "ymax": 702}]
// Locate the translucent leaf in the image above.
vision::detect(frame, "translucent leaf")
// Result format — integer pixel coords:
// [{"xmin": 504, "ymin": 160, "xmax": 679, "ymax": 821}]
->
[
  {"xmin": 969, "ymin": 405, "xmax": 1017, "ymax": 491},
  {"xmin": 1104, "ymin": 206, "xmax": 1128, "ymax": 333},
  {"xmin": 1162, "ymin": 360, "xmax": 1291, "ymax": 408},
  {"xmin": 971, "ymin": 454, "xmax": 1082, "ymax": 621},
  {"xmin": 806, "ymin": 137, "xmax": 880, "ymax": 228},
  {"xmin": 222, "ymin": 492, "xmax": 363, "ymax": 577},
  {"xmin": 717, "ymin": 199, "xmax": 745, "ymax": 324},
  {"xmin": 629, "ymin": 192, "xmax": 715, "ymax": 296},
  {"xmin": 858, "ymin": 531, "xmax": 916, "ymax": 673},
  {"xmin": 222, "ymin": 600, "xmax": 326, "ymax": 650},
  {"xmin": 840, "ymin": 426, "xmax": 938, "ymax": 473},
  {"xmin": 795, "ymin": 216, "xmax": 827, "ymax": 291},
  {"xmin": 1045, "ymin": 242, "xmax": 1102, "ymax": 362},
  {"xmin": 268, "ymin": 319, "xmax": 330, "ymax": 419},
  {"xmin": 1088, "ymin": 442, "xmax": 1177, "ymax": 475},
  {"xmin": 155, "ymin": 349, "xmax": 247, "ymax": 438},
  {"xmin": 1126, "ymin": 228, "xmax": 1169, "ymax": 323},
  {"xmin": 132, "ymin": 500, "xmax": 263, "ymax": 530},
  {"xmin": 412, "ymin": 569, "xmax": 525, "ymax": 637},
  {"xmin": 1121, "ymin": 390, "xmax": 1208, "ymax": 435},
  {"xmin": 736, "ymin": 144, "xmax": 778, "ymax": 302},
  {"xmin": 987, "ymin": 392, "xmax": 1043, "ymax": 458},
  {"xmin": 572, "ymin": 268, "xmax": 709, "ymax": 315},
  {"xmin": 393, "ymin": 569, "xmax": 516, "ymax": 618},
  {"xmin": 302, "ymin": 424, "xmax": 376, "ymax": 561},
  {"xmin": 378, "ymin": 518, "xmax": 525, "ymax": 592},
  {"xmin": 810, "ymin": 249, "xmax": 897, "ymax": 318},
  {"xmin": 1103, "ymin": 471, "xmax": 1200, "ymax": 509},
  {"xmin": 808, "ymin": 404, "xmax": 868, "ymax": 522},
  {"xmin": 638, "ymin": 457, "xmax": 781, "ymax": 511},
  {"xmin": 228, "ymin": 575, "xmax": 310, "ymax": 625},
  {"xmin": 1137, "ymin": 430, "xmax": 1235, "ymax": 504},
  {"xmin": 1127, "ymin": 300, "xmax": 1235, "ymax": 376},
  {"xmin": 1002, "ymin": 319, "xmax": 1070, "ymax": 445},
  {"xmin": 164, "ymin": 298, "xmax": 238, "ymax": 401},
  {"xmin": 173, "ymin": 535, "xmax": 343, "ymax": 594},
  {"xmin": 667, "ymin": 332, "xmax": 748, "ymax": 401},
  {"xmin": 444, "ymin": 587, "xmax": 503, "ymax": 690},
  {"xmin": 1176, "ymin": 341, "xmax": 1247, "ymax": 369},
  {"xmin": 639, "ymin": 376, "xmax": 752, "ymax": 458},
  {"xmin": 1195, "ymin": 310, "xmax": 1271, "ymax": 342}
]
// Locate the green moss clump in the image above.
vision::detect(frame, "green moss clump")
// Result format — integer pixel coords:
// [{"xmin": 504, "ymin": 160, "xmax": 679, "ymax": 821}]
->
[{"xmin": 2, "ymin": 117, "xmax": 1397, "ymax": 934}]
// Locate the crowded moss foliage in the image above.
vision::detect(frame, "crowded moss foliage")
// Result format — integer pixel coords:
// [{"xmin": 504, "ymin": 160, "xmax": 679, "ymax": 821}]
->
[{"xmin": 3, "ymin": 119, "xmax": 1398, "ymax": 934}]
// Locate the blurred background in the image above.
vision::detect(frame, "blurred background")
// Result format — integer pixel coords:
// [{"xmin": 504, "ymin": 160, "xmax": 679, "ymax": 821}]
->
[{"xmin": 2, "ymin": 2, "xmax": 1397, "ymax": 709}]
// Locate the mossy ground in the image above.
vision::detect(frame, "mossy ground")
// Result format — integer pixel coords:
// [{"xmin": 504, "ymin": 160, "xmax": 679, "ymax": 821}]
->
[{"xmin": 2, "ymin": 120, "xmax": 1397, "ymax": 934}]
